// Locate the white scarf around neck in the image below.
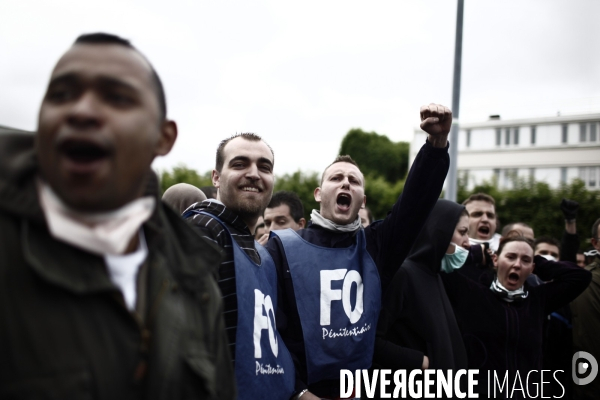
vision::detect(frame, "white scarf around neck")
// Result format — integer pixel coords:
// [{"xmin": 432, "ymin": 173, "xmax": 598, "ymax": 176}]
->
[
  {"xmin": 490, "ymin": 278, "xmax": 528, "ymax": 302},
  {"xmin": 469, "ymin": 233, "xmax": 501, "ymax": 252},
  {"xmin": 310, "ymin": 209, "xmax": 362, "ymax": 233},
  {"xmin": 38, "ymin": 180, "xmax": 156, "ymax": 255}
]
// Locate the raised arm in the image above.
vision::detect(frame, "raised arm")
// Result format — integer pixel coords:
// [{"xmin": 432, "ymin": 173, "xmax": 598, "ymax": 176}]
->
[
  {"xmin": 560, "ymin": 198, "xmax": 579, "ymax": 263},
  {"xmin": 369, "ymin": 104, "xmax": 451, "ymax": 287},
  {"xmin": 533, "ymin": 255, "xmax": 592, "ymax": 314}
]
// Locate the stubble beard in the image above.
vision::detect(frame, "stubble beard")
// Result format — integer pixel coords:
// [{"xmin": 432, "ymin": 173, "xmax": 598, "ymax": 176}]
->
[{"xmin": 222, "ymin": 186, "xmax": 271, "ymax": 226}]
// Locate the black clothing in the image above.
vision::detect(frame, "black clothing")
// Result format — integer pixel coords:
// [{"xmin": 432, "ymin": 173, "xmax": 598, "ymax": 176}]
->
[
  {"xmin": 0, "ymin": 133, "xmax": 235, "ymax": 399},
  {"xmin": 442, "ymin": 255, "xmax": 591, "ymax": 398},
  {"xmin": 571, "ymin": 257, "xmax": 600, "ymax": 400},
  {"xmin": 266, "ymin": 140, "xmax": 450, "ymax": 396},
  {"xmin": 374, "ymin": 199, "xmax": 468, "ymax": 381},
  {"xmin": 561, "ymin": 231, "xmax": 579, "ymax": 263},
  {"xmin": 184, "ymin": 199, "xmax": 259, "ymax": 363}
]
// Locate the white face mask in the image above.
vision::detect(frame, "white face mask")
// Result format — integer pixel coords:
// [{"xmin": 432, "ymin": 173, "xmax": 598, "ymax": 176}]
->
[{"xmin": 441, "ymin": 243, "xmax": 470, "ymax": 273}]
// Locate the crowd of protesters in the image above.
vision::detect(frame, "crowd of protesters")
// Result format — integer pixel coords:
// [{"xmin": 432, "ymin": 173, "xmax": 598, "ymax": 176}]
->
[{"xmin": 0, "ymin": 32, "xmax": 598, "ymax": 400}]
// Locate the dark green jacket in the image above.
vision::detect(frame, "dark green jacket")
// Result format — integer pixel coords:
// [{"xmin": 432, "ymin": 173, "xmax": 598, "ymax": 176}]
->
[
  {"xmin": 571, "ymin": 258, "xmax": 600, "ymax": 400},
  {"xmin": 0, "ymin": 133, "xmax": 235, "ymax": 399}
]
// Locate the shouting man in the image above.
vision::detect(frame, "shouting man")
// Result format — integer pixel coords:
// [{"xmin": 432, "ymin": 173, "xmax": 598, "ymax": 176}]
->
[
  {"xmin": 267, "ymin": 104, "xmax": 452, "ymax": 399},
  {"xmin": 0, "ymin": 33, "xmax": 234, "ymax": 399}
]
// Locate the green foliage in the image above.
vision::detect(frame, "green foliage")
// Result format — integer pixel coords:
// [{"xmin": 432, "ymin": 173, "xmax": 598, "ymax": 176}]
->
[
  {"xmin": 274, "ymin": 171, "xmax": 320, "ymax": 222},
  {"xmin": 364, "ymin": 174, "xmax": 405, "ymax": 221},
  {"xmin": 458, "ymin": 177, "xmax": 600, "ymax": 252},
  {"xmin": 159, "ymin": 164, "xmax": 212, "ymax": 193},
  {"xmin": 339, "ymin": 128, "xmax": 410, "ymax": 182}
]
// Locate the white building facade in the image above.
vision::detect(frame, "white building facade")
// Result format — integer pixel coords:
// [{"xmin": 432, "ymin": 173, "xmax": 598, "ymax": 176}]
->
[{"xmin": 410, "ymin": 113, "xmax": 600, "ymax": 191}]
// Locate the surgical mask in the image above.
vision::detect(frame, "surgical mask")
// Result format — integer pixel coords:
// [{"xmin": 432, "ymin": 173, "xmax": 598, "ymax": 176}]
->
[{"xmin": 441, "ymin": 243, "xmax": 469, "ymax": 273}]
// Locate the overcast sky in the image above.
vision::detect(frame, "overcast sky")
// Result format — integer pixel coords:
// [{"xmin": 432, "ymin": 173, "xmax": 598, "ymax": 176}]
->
[{"xmin": 2, "ymin": 0, "xmax": 599, "ymax": 176}]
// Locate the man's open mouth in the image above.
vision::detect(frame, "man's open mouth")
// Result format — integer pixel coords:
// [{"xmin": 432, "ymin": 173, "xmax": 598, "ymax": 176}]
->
[
  {"xmin": 59, "ymin": 139, "xmax": 110, "ymax": 164},
  {"xmin": 336, "ymin": 193, "xmax": 351, "ymax": 211},
  {"xmin": 478, "ymin": 226, "xmax": 490, "ymax": 236}
]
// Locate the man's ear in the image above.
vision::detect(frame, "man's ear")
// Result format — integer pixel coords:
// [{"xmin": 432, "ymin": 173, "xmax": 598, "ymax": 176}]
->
[
  {"xmin": 314, "ymin": 187, "xmax": 322, "ymax": 203},
  {"xmin": 492, "ymin": 253, "xmax": 499, "ymax": 269},
  {"xmin": 211, "ymin": 169, "xmax": 220, "ymax": 188},
  {"xmin": 592, "ymin": 237, "xmax": 599, "ymax": 251},
  {"xmin": 362, "ymin": 195, "xmax": 367, "ymax": 208},
  {"xmin": 155, "ymin": 120, "xmax": 178, "ymax": 156},
  {"xmin": 298, "ymin": 218, "xmax": 306, "ymax": 229}
]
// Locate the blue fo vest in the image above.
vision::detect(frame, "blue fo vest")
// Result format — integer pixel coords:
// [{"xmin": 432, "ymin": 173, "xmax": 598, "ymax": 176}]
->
[
  {"xmin": 184, "ymin": 211, "xmax": 295, "ymax": 400},
  {"xmin": 272, "ymin": 228, "xmax": 381, "ymax": 384}
]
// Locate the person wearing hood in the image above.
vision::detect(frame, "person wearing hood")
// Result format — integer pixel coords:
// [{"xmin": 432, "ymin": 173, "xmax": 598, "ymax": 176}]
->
[
  {"xmin": 373, "ymin": 199, "xmax": 469, "ymax": 398},
  {"xmin": 441, "ymin": 232, "xmax": 591, "ymax": 398}
]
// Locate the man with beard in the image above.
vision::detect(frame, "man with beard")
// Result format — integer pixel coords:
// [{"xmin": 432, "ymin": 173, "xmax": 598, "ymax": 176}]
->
[
  {"xmin": 183, "ymin": 133, "xmax": 295, "ymax": 400},
  {"xmin": 0, "ymin": 33, "xmax": 234, "ymax": 399},
  {"xmin": 266, "ymin": 104, "xmax": 452, "ymax": 399}
]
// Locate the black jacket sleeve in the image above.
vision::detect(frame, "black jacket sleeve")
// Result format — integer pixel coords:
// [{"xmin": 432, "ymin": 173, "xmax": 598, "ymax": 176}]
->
[
  {"xmin": 367, "ymin": 140, "xmax": 449, "ymax": 291},
  {"xmin": 560, "ymin": 231, "xmax": 579, "ymax": 264},
  {"xmin": 533, "ymin": 255, "xmax": 592, "ymax": 314}
]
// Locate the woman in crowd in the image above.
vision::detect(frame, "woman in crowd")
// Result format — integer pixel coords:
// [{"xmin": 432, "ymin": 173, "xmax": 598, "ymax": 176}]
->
[
  {"xmin": 441, "ymin": 231, "xmax": 591, "ymax": 398},
  {"xmin": 373, "ymin": 199, "xmax": 469, "ymax": 396}
]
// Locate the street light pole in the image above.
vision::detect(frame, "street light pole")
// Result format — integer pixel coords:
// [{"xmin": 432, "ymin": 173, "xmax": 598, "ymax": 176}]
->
[{"xmin": 445, "ymin": 0, "xmax": 464, "ymax": 202}]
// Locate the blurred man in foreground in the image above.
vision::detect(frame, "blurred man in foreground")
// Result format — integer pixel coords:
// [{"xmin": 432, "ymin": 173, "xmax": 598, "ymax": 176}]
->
[{"xmin": 0, "ymin": 33, "xmax": 234, "ymax": 399}]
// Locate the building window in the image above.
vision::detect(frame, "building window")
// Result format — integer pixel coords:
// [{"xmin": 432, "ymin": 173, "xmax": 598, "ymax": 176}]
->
[
  {"xmin": 579, "ymin": 167, "xmax": 587, "ymax": 183},
  {"xmin": 562, "ymin": 124, "xmax": 568, "ymax": 143},
  {"xmin": 590, "ymin": 167, "xmax": 597, "ymax": 188},
  {"xmin": 529, "ymin": 168, "xmax": 535, "ymax": 180},
  {"xmin": 514, "ymin": 127, "xmax": 519, "ymax": 145},
  {"xmin": 466, "ymin": 129, "xmax": 471, "ymax": 148},
  {"xmin": 505, "ymin": 128, "xmax": 511, "ymax": 145},
  {"xmin": 580, "ymin": 123, "xmax": 587, "ymax": 142},
  {"xmin": 493, "ymin": 168, "xmax": 500, "ymax": 182},
  {"xmin": 591, "ymin": 123, "xmax": 597, "ymax": 142},
  {"xmin": 561, "ymin": 167, "xmax": 567, "ymax": 184},
  {"xmin": 496, "ymin": 129, "xmax": 501, "ymax": 146},
  {"xmin": 531, "ymin": 126, "xmax": 536, "ymax": 145}
]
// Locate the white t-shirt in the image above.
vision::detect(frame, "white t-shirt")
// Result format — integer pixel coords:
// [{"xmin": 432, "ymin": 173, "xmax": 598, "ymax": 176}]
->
[{"xmin": 104, "ymin": 230, "xmax": 148, "ymax": 311}]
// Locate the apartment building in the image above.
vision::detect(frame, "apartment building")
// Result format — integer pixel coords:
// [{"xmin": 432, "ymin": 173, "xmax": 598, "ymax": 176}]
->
[{"xmin": 410, "ymin": 113, "xmax": 600, "ymax": 190}]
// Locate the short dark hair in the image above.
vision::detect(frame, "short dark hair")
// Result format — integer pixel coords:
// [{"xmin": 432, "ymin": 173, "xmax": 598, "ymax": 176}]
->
[
  {"xmin": 199, "ymin": 186, "xmax": 218, "ymax": 199},
  {"xmin": 321, "ymin": 155, "xmax": 361, "ymax": 185},
  {"xmin": 266, "ymin": 191, "xmax": 305, "ymax": 223},
  {"xmin": 462, "ymin": 192, "xmax": 496, "ymax": 207},
  {"xmin": 592, "ymin": 218, "xmax": 600, "ymax": 241},
  {"xmin": 74, "ymin": 33, "xmax": 167, "ymax": 121},
  {"xmin": 534, "ymin": 236, "xmax": 561, "ymax": 255},
  {"xmin": 497, "ymin": 230, "xmax": 535, "ymax": 256},
  {"xmin": 215, "ymin": 133, "xmax": 274, "ymax": 172},
  {"xmin": 501, "ymin": 222, "xmax": 532, "ymax": 237}
]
